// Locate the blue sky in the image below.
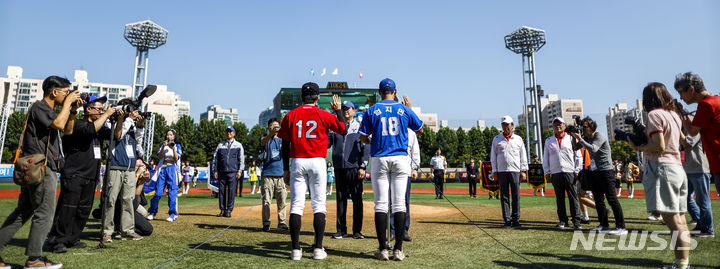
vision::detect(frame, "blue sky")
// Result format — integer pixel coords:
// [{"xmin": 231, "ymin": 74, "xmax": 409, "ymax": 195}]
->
[{"xmin": 1, "ymin": 0, "xmax": 718, "ymax": 130}]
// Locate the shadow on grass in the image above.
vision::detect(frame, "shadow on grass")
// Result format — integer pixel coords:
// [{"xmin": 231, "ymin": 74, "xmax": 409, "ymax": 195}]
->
[
  {"xmin": 178, "ymin": 212, "xmax": 217, "ymax": 217},
  {"xmin": 192, "ymin": 223, "xmax": 375, "ymax": 239},
  {"xmin": 493, "ymin": 260, "xmax": 603, "ymax": 269},
  {"xmin": 191, "ymin": 240, "xmax": 367, "ymax": 259},
  {"xmin": 521, "ymin": 252, "xmax": 665, "ymax": 268}
]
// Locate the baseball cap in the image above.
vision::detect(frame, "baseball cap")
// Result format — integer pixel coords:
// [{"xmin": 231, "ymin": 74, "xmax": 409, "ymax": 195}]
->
[
  {"xmin": 301, "ymin": 82, "xmax": 320, "ymax": 96},
  {"xmin": 501, "ymin": 115, "xmax": 513, "ymax": 124},
  {"xmin": 341, "ymin": 100, "xmax": 356, "ymax": 109},
  {"xmin": 553, "ymin": 117, "xmax": 566, "ymax": 124},
  {"xmin": 226, "ymin": 126, "xmax": 235, "ymax": 132},
  {"xmin": 83, "ymin": 95, "xmax": 107, "ymax": 108},
  {"xmin": 379, "ymin": 78, "xmax": 396, "ymax": 92}
]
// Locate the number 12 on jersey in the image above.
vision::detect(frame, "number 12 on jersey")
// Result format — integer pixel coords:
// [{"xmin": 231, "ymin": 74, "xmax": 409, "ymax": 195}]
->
[
  {"xmin": 380, "ymin": 116, "xmax": 399, "ymax": 136},
  {"xmin": 295, "ymin": 120, "xmax": 318, "ymax": 138}
]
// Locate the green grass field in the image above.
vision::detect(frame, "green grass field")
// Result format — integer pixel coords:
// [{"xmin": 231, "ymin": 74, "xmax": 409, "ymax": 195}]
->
[{"xmin": 0, "ymin": 184, "xmax": 717, "ymax": 268}]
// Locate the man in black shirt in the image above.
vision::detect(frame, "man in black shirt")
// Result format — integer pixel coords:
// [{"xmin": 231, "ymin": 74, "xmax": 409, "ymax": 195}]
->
[
  {"xmin": 0, "ymin": 76, "xmax": 81, "ymax": 268},
  {"xmin": 47, "ymin": 96, "xmax": 116, "ymax": 253}
]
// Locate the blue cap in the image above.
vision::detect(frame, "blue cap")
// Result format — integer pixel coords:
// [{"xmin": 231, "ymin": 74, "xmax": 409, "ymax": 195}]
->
[
  {"xmin": 379, "ymin": 78, "xmax": 396, "ymax": 92},
  {"xmin": 341, "ymin": 100, "xmax": 356, "ymax": 109},
  {"xmin": 83, "ymin": 95, "xmax": 107, "ymax": 108},
  {"xmin": 226, "ymin": 126, "xmax": 235, "ymax": 132}
]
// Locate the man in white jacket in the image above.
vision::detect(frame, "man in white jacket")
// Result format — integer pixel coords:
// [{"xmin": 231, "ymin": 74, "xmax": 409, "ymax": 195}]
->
[
  {"xmin": 490, "ymin": 115, "xmax": 528, "ymax": 228},
  {"xmin": 543, "ymin": 117, "xmax": 583, "ymax": 230}
]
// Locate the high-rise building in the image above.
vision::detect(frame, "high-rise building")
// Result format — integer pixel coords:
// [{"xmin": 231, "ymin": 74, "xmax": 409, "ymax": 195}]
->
[
  {"xmin": 258, "ymin": 106, "xmax": 275, "ymax": 127},
  {"xmin": 1, "ymin": 66, "xmax": 190, "ymax": 122},
  {"xmin": 201, "ymin": 105, "xmax": 239, "ymax": 126},
  {"xmin": 539, "ymin": 94, "xmax": 583, "ymax": 129},
  {"xmin": 606, "ymin": 99, "xmax": 645, "ymax": 142}
]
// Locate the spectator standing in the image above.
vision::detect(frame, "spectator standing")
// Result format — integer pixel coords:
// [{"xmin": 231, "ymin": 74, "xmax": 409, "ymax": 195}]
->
[
  {"xmin": 259, "ymin": 118, "xmax": 288, "ymax": 232},
  {"xmin": 681, "ymin": 132, "xmax": 714, "ymax": 237}
]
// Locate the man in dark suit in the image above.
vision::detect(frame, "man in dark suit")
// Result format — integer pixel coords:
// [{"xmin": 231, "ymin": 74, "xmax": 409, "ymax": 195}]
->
[{"xmin": 466, "ymin": 158, "xmax": 480, "ymax": 198}]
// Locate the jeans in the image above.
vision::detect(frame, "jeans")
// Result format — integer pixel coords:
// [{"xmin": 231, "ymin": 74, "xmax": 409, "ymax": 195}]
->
[{"xmin": 687, "ymin": 173, "xmax": 714, "ymax": 233}]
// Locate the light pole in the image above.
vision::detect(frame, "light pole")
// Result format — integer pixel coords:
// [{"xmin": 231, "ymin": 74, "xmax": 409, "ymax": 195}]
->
[
  {"xmin": 505, "ymin": 26, "xmax": 546, "ymax": 162},
  {"xmin": 124, "ymin": 20, "xmax": 168, "ymax": 161}
]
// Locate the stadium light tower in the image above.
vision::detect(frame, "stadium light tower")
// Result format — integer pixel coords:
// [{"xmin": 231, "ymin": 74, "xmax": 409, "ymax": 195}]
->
[
  {"xmin": 124, "ymin": 20, "xmax": 167, "ymax": 161},
  {"xmin": 505, "ymin": 26, "xmax": 546, "ymax": 162},
  {"xmin": 124, "ymin": 20, "xmax": 168, "ymax": 99}
]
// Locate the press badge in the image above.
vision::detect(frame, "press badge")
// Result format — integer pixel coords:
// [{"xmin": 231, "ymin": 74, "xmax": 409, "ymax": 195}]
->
[
  {"xmin": 126, "ymin": 144, "xmax": 135, "ymax": 158},
  {"xmin": 93, "ymin": 145, "xmax": 101, "ymax": 159}
]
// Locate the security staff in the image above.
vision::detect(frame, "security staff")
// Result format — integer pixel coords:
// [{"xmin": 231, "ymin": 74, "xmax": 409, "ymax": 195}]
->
[{"xmin": 429, "ymin": 149, "xmax": 447, "ymax": 199}]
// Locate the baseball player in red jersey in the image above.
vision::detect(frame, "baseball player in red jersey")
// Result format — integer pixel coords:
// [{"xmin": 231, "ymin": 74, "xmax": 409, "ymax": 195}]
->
[{"xmin": 278, "ymin": 82, "xmax": 347, "ymax": 261}]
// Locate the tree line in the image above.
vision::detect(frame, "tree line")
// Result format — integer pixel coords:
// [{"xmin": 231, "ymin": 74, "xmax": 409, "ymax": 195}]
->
[{"xmin": 0, "ymin": 112, "xmax": 638, "ymax": 168}]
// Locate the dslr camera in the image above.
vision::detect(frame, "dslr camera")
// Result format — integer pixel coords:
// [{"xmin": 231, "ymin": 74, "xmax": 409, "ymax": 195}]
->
[
  {"xmin": 565, "ymin": 115, "xmax": 583, "ymax": 136},
  {"xmin": 613, "ymin": 116, "xmax": 648, "ymax": 146}
]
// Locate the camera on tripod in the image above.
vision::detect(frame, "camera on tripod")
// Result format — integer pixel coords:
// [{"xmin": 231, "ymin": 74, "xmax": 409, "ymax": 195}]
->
[{"xmin": 613, "ymin": 116, "xmax": 648, "ymax": 146}]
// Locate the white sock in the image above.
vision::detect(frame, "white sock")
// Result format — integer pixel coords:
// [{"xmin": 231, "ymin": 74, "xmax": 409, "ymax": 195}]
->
[{"xmin": 582, "ymin": 210, "xmax": 589, "ymax": 220}]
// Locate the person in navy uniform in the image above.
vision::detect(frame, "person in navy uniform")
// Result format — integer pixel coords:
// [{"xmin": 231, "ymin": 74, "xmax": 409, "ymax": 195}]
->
[{"xmin": 212, "ymin": 126, "xmax": 245, "ymax": 218}]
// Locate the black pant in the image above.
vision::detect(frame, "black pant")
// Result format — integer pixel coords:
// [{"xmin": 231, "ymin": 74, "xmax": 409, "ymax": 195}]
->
[
  {"xmin": 590, "ymin": 169, "xmax": 625, "ymax": 228},
  {"xmin": 551, "ymin": 173, "xmax": 580, "ymax": 225},
  {"xmin": 498, "ymin": 172, "xmax": 521, "ymax": 223},
  {"xmin": 433, "ymin": 170, "xmax": 444, "ymax": 198},
  {"xmin": 468, "ymin": 177, "xmax": 477, "ymax": 196},
  {"xmin": 237, "ymin": 176, "xmax": 244, "ymax": 197},
  {"xmin": 335, "ymin": 168, "xmax": 364, "ymax": 234},
  {"xmin": 218, "ymin": 172, "xmax": 237, "ymax": 213},
  {"xmin": 47, "ymin": 175, "xmax": 97, "ymax": 246}
]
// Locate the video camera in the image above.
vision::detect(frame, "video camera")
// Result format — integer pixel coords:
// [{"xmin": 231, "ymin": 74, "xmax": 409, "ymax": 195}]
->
[
  {"xmin": 613, "ymin": 116, "xmax": 648, "ymax": 146},
  {"xmin": 109, "ymin": 85, "xmax": 157, "ymax": 122}
]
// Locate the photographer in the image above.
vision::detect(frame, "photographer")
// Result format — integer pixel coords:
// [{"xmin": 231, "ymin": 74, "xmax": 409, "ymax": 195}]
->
[
  {"xmin": 629, "ymin": 83, "xmax": 689, "ymax": 269},
  {"xmin": 673, "ymin": 72, "xmax": 720, "ymax": 196},
  {"xmin": 569, "ymin": 117, "xmax": 626, "ymax": 235},
  {"xmin": 47, "ymin": 96, "xmax": 115, "ymax": 253},
  {"xmin": 147, "ymin": 129, "xmax": 182, "ymax": 222},
  {"xmin": 101, "ymin": 99, "xmax": 145, "ymax": 242},
  {"xmin": 0, "ymin": 76, "xmax": 81, "ymax": 268}
]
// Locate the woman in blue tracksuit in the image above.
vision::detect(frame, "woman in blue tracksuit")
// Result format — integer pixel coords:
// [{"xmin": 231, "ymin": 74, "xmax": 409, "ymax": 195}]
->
[{"xmin": 148, "ymin": 129, "xmax": 182, "ymax": 222}]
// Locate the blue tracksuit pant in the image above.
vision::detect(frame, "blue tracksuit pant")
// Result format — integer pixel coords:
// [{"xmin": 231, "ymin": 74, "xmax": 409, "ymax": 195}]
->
[{"xmin": 149, "ymin": 164, "xmax": 179, "ymax": 218}]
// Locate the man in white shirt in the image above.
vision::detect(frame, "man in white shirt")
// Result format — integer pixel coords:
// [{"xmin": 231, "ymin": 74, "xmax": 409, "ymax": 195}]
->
[
  {"xmin": 490, "ymin": 115, "xmax": 528, "ymax": 228},
  {"xmin": 543, "ymin": 117, "xmax": 583, "ymax": 230},
  {"xmin": 429, "ymin": 149, "xmax": 448, "ymax": 199}
]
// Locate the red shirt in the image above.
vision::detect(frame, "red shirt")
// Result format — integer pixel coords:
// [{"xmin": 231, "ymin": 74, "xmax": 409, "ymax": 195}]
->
[
  {"xmin": 692, "ymin": 95, "xmax": 720, "ymax": 172},
  {"xmin": 278, "ymin": 105, "xmax": 346, "ymax": 158}
]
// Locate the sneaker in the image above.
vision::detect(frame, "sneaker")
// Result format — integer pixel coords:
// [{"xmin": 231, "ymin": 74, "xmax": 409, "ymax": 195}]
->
[
  {"xmin": 590, "ymin": 226, "xmax": 610, "ymax": 233},
  {"xmin": 68, "ymin": 241, "xmax": 87, "ymax": 249},
  {"xmin": 574, "ymin": 224, "xmax": 583, "ymax": 230},
  {"xmin": 661, "ymin": 262, "xmax": 689, "ymax": 269},
  {"xmin": 332, "ymin": 232, "xmax": 345, "ymax": 239},
  {"xmin": 278, "ymin": 224, "xmax": 289, "ymax": 231},
  {"xmin": 122, "ymin": 233, "xmax": 143, "ymax": 241},
  {"xmin": 312, "ymin": 248, "xmax": 327, "ymax": 260},
  {"xmin": 353, "ymin": 233, "xmax": 365, "ymax": 239},
  {"xmin": 581, "ymin": 218, "xmax": 591, "ymax": 224},
  {"xmin": 608, "ymin": 228, "xmax": 628, "ymax": 236},
  {"xmin": 166, "ymin": 216, "xmax": 178, "ymax": 222},
  {"xmin": 403, "ymin": 233, "xmax": 412, "ymax": 242},
  {"xmin": 693, "ymin": 230, "xmax": 715, "ymax": 238},
  {"xmin": 628, "ymin": 195, "xmax": 633, "ymax": 199},
  {"xmin": 556, "ymin": 222, "xmax": 567, "ymax": 229},
  {"xmin": 0, "ymin": 256, "xmax": 9, "ymax": 269},
  {"xmin": 51, "ymin": 243, "xmax": 67, "ymax": 254},
  {"xmin": 24, "ymin": 256, "xmax": 62, "ymax": 269},
  {"xmin": 375, "ymin": 249, "xmax": 389, "ymax": 261},
  {"xmin": 647, "ymin": 214, "xmax": 661, "ymax": 221},
  {"xmin": 112, "ymin": 233, "xmax": 122, "ymax": 240},
  {"xmin": 103, "ymin": 235, "xmax": 113, "ymax": 243},
  {"xmin": 262, "ymin": 225, "xmax": 270, "ymax": 232},
  {"xmin": 290, "ymin": 249, "xmax": 302, "ymax": 261},
  {"xmin": 147, "ymin": 214, "xmax": 155, "ymax": 220},
  {"xmin": 393, "ymin": 249, "xmax": 405, "ymax": 261}
]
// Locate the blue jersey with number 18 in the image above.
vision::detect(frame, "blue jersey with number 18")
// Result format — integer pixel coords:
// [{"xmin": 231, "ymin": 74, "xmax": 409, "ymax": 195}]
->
[{"xmin": 358, "ymin": 100, "xmax": 424, "ymax": 157}]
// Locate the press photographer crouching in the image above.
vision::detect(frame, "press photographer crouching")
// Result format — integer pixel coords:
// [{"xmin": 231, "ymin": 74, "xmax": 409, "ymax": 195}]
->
[
  {"xmin": 47, "ymin": 96, "xmax": 116, "ymax": 253},
  {"xmin": 0, "ymin": 76, "xmax": 82, "ymax": 268},
  {"xmin": 101, "ymin": 99, "xmax": 146, "ymax": 242}
]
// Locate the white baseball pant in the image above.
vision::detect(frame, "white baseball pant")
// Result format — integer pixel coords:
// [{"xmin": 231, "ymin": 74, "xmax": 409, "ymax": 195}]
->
[
  {"xmin": 371, "ymin": 155, "xmax": 410, "ymax": 213},
  {"xmin": 289, "ymin": 157, "xmax": 327, "ymax": 216}
]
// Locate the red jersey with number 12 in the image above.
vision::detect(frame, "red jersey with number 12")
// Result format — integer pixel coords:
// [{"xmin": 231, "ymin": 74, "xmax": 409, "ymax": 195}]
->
[{"xmin": 278, "ymin": 105, "xmax": 346, "ymax": 158}]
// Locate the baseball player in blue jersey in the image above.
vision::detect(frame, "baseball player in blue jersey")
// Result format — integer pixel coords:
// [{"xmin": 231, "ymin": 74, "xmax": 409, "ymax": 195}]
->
[{"xmin": 359, "ymin": 78, "xmax": 424, "ymax": 261}]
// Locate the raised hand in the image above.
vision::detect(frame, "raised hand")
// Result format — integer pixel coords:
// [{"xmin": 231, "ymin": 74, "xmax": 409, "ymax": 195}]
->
[{"xmin": 331, "ymin": 94, "xmax": 342, "ymax": 111}]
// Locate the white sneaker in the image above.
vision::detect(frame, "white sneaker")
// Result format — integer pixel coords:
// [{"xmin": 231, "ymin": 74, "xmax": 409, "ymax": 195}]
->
[
  {"xmin": 147, "ymin": 214, "xmax": 155, "ymax": 220},
  {"xmin": 393, "ymin": 249, "xmax": 405, "ymax": 261},
  {"xmin": 313, "ymin": 248, "xmax": 327, "ymax": 260},
  {"xmin": 166, "ymin": 216, "xmax": 178, "ymax": 222},
  {"xmin": 590, "ymin": 226, "xmax": 610, "ymax": 233},
  {"xmin": 290, "ymin": 249, "xmax": 302, "ymax": 261},
  {"xmin": 647, "ymin": 214, "xmax": 661, "ymax": 221},
  {"xmin": 608, "ymin": 228, "xmax": 628, "ymax": 236},
  {"xmin": 375, "ymin": 249, "xmax": 389, "ymax": 261}
]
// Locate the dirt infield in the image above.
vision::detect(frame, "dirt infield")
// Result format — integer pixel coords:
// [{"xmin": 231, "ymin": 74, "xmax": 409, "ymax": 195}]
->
[{"xmin": 0, "ymin": 186, "xmax": 718, "ymax": 199}]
